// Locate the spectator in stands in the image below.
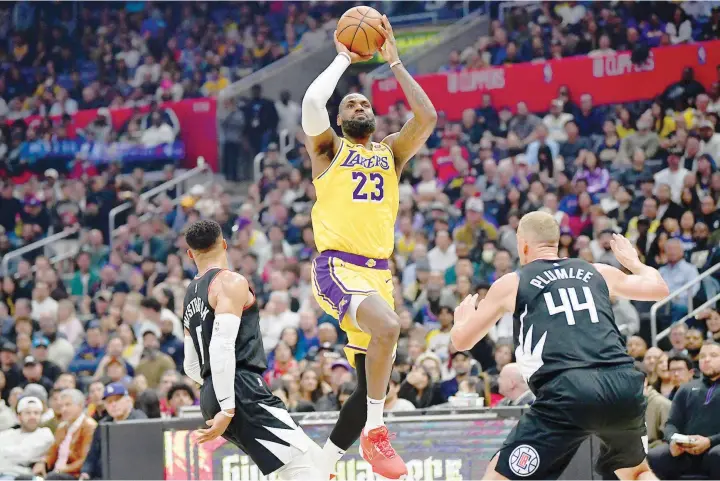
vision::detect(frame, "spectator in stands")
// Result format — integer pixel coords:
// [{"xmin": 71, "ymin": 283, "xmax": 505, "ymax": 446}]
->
[
  {"xmin": 526, "ymin": 124, "xmax": 559, "ymax": 166},
  {"xmin": 543, "ymin": 99, "xmax": 574, "ymax": 143},
  {"xmin": 648, "ymin": 343, "xmax": 720, "ymax": 479},
  {"xmin": 575, "ymin": 94, "xmax": 604, "ymax": 137},
  {"xmin": 398, "ymin": 365, "xmax": 440, "ymax": 408},
  {"xmin": 655, "ymin": 153, "xmax": 691, "ymax": 203},
  {"xmin": 135, "ymin": 325, "xmax": 175, "ymax": 389},
  {"xmin": 166, "ymin": 383, "xmax": 195, "ymax": 417},
  {"xmin": 642, "ymin": 367, "xmax": 672, "ymax": 448},
  {"xmin": 384, "ymin": 370, "xmax": 415, "ymax": 412},
  {"xmin": 668, "ymin": 353, "xmax": 695, "ymax": 400},
  {"xmin": 496, "ymin": 363, "xmax": 535, "ymax": 406},
  {"xmin": 81, "ymin": 383, "xmax": 147, "ymax": 480},
  {"xmin": 38, "ymin": 389, "xmax": 97, "ymax": 480},
  {"xmin": 0, "ymin": 396, "xmax": 54, "ymax": 479},
  {"xmin": 659, "ymin": 239, "xmax": 700, "ymax": 322},
  {"xmin": 244, "ymin": 84, "xmax": 278, "ymax": 155},
  {"xmin": 140, "ymin": 112, "xmax": 175, "ymax": 147},
  {"xmin": 509, "ymin": 102, "xmax": 541, "ymax": 144},
  {"xmin": 439, "ymin": 351, "xmax": 473, "ymax": 402}
]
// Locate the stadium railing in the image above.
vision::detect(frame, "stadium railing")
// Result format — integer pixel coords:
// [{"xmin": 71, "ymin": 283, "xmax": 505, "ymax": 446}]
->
[
  {"xmin": 252, "ymin": 128, "xmax": 293, "ymax": 181},
  {"xmin": 108, "ymin": 157, "xmax": 213, "ymax": 249},
  {"xmin": 1, "ymin": 226, "xmax": 80, "ymax": 276},
  {"xmin": 650, "ymin": 262, "xmax": 720, "ymax": 346}
]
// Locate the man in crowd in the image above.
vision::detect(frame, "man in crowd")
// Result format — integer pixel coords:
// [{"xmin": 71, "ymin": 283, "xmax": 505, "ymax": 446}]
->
[
  {"xmin": 36, "ymin": 389, "xmax": 97, "ymax": 480},
  {"xmin": 648, "ymin": 343, "xmax": 720, "ymax": 479},
  {"xmin": 496, "ymin": 363, "xmax": 536, "ymax": 406},
  {"xmin": 0, "ymin": 396, "xmax": 54, "ymax": 479},
  {"xmin": 667, "ymin": 354, "xmax": 696, "ymax": 401},
  {"xmin": 81, "ymin": 383, "xmax": 147, "ymax": 480},
  {"xmin": 659, "ymin": 239, "xmax": 700, "ymax": 322}
]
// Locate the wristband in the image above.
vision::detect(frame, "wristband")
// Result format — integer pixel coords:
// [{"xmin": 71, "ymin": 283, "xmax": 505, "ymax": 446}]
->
[
  {"xmin": 337, "ymin": 52, "xmax": 352, "ymax": 64},
  {"xmin": 389, "ymin": 59, "xmax": 402, "ymax": 68},
  {"xmin": 219, "ymin": 410, "xmax": 235, "ymax": 418}
]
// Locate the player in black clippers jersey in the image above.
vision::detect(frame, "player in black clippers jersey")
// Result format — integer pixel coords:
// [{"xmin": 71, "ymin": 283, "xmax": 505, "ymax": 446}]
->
[
  {"xmin": 451, "ymin": 211, "xmax": 670, "ymax": 481},
  {"xmin": 181, "ymin": 220, "xmax": 324, "ymax": 480}
]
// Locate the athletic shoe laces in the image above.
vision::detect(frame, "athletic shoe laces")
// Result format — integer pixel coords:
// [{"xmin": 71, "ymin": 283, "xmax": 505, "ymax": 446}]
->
[{"xmin": 369, "ymin": 427, "xmax": 397, "ymax": 459}]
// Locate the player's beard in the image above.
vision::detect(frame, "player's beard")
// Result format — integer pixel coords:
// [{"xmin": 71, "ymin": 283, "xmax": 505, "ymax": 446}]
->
[{"xmin": 342, "ymin": 117, "xmax": 376, "ymax": 139}]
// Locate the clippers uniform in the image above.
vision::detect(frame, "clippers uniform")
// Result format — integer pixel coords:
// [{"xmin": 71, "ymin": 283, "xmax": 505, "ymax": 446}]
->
[
  {"xmin": 495, "ymin": 259, "xmax": 647, "ymax": 480},
  {"xmin": 311, "ymin": 139, "xmax": 398, "ymax": 366},
  {"xmin": 184, "ymin": 268, "xmax": 310, "ymax": 476}
]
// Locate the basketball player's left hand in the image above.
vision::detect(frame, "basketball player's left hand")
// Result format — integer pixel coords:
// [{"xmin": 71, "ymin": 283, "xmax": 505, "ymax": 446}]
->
[
  {"xmin": 454, "ymin": 294, "xmax": 479, "ymax": 326},
  {"xmin": 685, "ymin": 435, "xmax": 711, "ymax": 455},
  {"xmin": 195, "ymin": 412, "xmax": 233, "ymax": 444},
  {"xmin": 377, "ymin": 15, "xmax": 400, "ymax": 64}
]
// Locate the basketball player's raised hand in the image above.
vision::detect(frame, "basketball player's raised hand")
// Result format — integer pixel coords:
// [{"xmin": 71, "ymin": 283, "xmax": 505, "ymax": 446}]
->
[
  {"xmin": 333, "ymin": 31, "xmax": 374, "ymax": 63},
  {"xmin": 377, "ymin": 15, "xmax": 400, "ymax": 64},
  {"xmin": 454, "ymin": 294, "xmax": 479, "ymax": 327},
  {"xmin": 609, "ymin": 233, "xmax": 642, "ymax": 271}
]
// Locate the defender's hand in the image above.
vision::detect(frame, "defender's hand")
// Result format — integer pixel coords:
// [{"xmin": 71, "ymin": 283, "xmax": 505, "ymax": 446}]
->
[
  {"xmin": 195, "ymin": 412, "xmax": 233, "ymax": 444},
  {"xmin": 610, "ymin": 233, "xmax": 642, "ymax": 271},
  {"xmin": 377, "ymin": 15, "xmax": 400, "ymax": 64},
  {"xmin": 333, "ymin": 32, "xmax": 374, "ymax": 63}
]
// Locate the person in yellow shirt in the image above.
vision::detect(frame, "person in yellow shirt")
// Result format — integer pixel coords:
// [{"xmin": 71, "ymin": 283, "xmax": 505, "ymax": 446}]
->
[
  {"xmin": 453, "ymin": 197, "xmax": 498, "ymax": 247},
  {"xmin": 201, "ymin": 68, "xmax": 229, "ymax": 97}
]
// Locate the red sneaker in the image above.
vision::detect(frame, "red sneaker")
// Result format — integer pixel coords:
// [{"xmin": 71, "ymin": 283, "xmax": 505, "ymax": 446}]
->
[{"xmin": 359, "ymin": 426, "xmax": 408, "ymax": 480}]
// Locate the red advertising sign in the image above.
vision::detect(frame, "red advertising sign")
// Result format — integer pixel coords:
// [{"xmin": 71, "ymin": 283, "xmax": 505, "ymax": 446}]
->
[
  {"xmin": 10, "ymin": 98, "xmax": 218, "ymax": 170},
  {"xmin": 371, "ymin": 40, "xmax": 720, "ymax": 121}
]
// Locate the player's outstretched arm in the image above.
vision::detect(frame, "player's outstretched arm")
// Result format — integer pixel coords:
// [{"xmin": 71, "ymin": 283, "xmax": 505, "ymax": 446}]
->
[
  {"xmin": 377, "ymin": 16, "xmax": 437, "ymax": 173},
  {"xmin": 595, "ymin": 234, "xmax": 670, "ymax": 301},
  {"xmin": 195, "ymin": 271, "xmax": 249, "ymax": 444},
  {"xmin": 451, "ymin": 273, "xmax": 518, "ymax": 351},
  {"xmin": 302, "ymin": 33, "xmax": 372, "ymax": 177}
]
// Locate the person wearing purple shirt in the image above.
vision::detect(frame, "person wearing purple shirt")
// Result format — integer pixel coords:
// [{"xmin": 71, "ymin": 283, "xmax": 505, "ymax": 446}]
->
[
  {"xmin": 573, "ymin": 151, "xmax": 610, "ymax": 194},
  {"xmin": 641, "ymin": 14, "xmax": 666, "ymax": 47}
]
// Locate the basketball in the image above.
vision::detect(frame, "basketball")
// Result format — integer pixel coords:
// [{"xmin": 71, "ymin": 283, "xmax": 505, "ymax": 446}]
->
[{"xmin": 336, "ymin": 6, "xmax": 385, "ymax": 57}]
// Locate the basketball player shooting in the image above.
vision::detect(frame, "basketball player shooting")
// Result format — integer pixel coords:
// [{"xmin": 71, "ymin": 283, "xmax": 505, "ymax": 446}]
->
[
  {"xmin": 301, "ymin": 13, "xmax": 437, "ymax": 481},
  {"xmin": 451, "ymin": 211, "xmax": 669, "ymax": 481},
  {"xmin": 181, "ymin": 220, "xmax": 325, "ymax": 480}
]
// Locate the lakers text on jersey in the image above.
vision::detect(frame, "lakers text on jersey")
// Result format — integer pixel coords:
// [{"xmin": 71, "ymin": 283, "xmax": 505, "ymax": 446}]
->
[{"xmin": 311, "ymin": 139, "xmax": 399, "ymax": 260}]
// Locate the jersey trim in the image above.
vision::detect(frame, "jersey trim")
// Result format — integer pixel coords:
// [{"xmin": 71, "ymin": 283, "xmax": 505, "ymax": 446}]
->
[{"xmin": 315, "ymin": 138, "xmax": 345, "ymax": 181}]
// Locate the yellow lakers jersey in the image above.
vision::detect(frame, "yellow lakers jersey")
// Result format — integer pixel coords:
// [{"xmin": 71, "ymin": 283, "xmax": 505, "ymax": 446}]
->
[{"xmin": 312, "ymin": 139, "xmax": 399, "ymax": 259}]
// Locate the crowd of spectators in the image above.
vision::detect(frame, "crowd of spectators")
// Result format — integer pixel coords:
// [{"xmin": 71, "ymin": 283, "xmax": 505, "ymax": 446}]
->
[
  {"xmin": 442, "ymin": 2, "xmax": 720, "ymax": 71},
  {"xmin": 0, "ymin": 2, "xmax": 719, "ymax": 480}
]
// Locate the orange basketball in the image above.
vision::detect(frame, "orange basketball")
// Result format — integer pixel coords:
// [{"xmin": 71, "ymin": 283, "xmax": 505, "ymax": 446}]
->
[{"xmin": 336, "ymin": 6, "xmax": 385, "ymax": 57}]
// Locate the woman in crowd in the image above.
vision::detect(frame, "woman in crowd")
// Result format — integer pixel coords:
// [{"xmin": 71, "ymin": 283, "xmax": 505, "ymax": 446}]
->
[
  {"xmin": 296, "ymin": 369, "xmax": 324, "ymax": 409},
  {"xmin": 652, "ymin": 354, "xmax": 675, "ymax": 399},
  {"xmin": 646, "ymin": 231, "xmax": 670, "ymax": 268},
  {"xmin": 398, "ymin": 365, "xmax": 440, "ymax": 409},
  {"xmin": 117, "ymin": 323, "xmax": 142, "ymax": 367},
  {"xmin": 1, "ymin": 277, "xmax": 19, "ymax": 317},
  {"xmin": 596, "ymin": 120, "xmax": 621, "ymax": 168},
  {"xmin": 567, "ymin": 192, "xmax": 594, "ymax": 237},
  {"xmin": 573, "ymin": 151, "xmax": 610, "ymax": 194},
  {"xmin": 677, "ymin": 211, "xmax": 696, "ymax": 252}
]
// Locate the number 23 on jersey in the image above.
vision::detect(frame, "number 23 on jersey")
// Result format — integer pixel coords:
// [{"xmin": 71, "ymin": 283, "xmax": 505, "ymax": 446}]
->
[{"xmin": 352, "ymin": 172, "xmax": 384, "ymax": 202}]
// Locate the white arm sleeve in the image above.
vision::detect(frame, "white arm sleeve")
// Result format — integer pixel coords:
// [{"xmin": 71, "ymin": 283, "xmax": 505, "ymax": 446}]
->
[
  {"xmin": 301, "ymin": 53, "xmax": 351, "ymax": 136},
  {"xmin": 183, "ymin": 336, "xmax": 203, "ymax": 386},
  {"xmin": 209, "ymin": 313, "xmax": 242, "ymax": 411}
]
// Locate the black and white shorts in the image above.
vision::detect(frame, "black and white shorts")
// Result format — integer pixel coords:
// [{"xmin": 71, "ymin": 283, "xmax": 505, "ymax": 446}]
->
[
  {"xmin": 495, "ymin": 365, "xmax": 648, "ymax": 480},
  {"xmin": 199, "ymin": 369, "xmax": 311, "ymax": 476}
]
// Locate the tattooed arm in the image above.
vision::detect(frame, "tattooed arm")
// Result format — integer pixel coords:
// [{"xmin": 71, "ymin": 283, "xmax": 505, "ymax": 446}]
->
[{"xmin": 377, "ymin": 16, "xmax": 437, "ymax": 175}]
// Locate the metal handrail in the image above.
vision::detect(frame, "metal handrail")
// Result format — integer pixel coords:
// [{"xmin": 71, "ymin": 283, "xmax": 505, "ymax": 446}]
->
[
  {"xmin": 650, "ymin": 262, "xmax": 720, "ymax": 346},
  {"xmin": 1, "ymin": 226, "xmax": 80, "ymax": 276},
  {"xmin": 108, "ymin": 158, "xmax": 209, "ymax": 248},
  {"xmin": 655, "ymin": 291, "xmax": 720, "ymax": 345}
]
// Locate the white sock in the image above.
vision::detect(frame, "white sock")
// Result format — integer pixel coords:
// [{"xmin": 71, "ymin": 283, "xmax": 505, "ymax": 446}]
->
[
  {"xmin": 364, "ymin": 396, "xmax": 386, "ymax": 433},
  {"xmin": 322, "ymin": 439, "xmax": 345, "ymax": 471}
]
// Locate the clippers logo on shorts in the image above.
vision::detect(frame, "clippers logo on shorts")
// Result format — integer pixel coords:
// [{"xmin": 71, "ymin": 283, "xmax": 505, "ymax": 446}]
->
[{"xmin": 509, "ymin": 445, "xmax": 540, "ymax": 477}]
